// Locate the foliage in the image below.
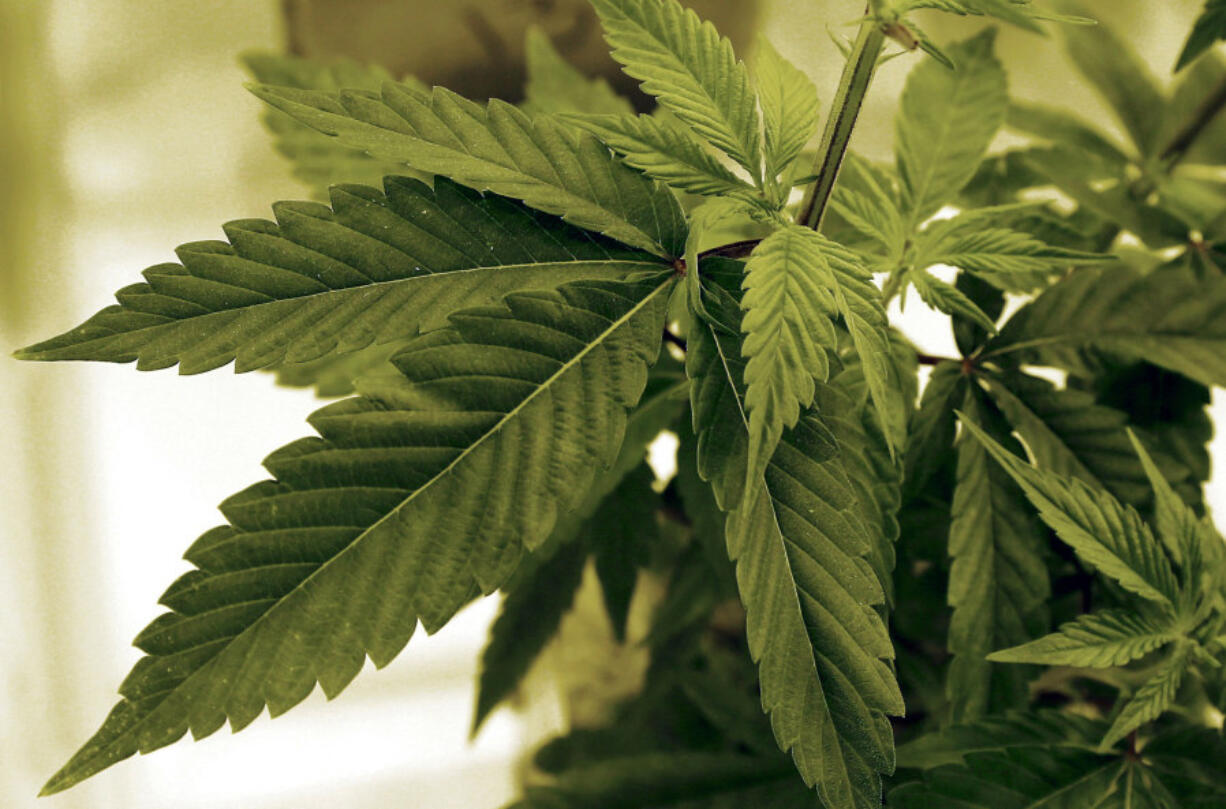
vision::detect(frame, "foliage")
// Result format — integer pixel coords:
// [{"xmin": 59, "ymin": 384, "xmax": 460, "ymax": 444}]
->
[{"xmin": 15, "ymin": 1, "xmax": 1226, "ymax": 808}]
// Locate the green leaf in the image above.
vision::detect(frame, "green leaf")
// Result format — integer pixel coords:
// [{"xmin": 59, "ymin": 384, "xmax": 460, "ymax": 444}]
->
[
  {"xmin": 827, "ymin": 153, "xmax": 905, "ymax": 263},
  {"xmin": 1101, "ymin": 643, "xmax": 1192, "ymax": 749},
  {"xmin": 754, "ymin": 36, "xmax": 820, "ymax": 180},
  {"xmin": 909, "ymin": 270, "xmax": 998, "ymax": 334},
  {"xmin": 473, "ymin": 375, "xmax": 685, "ymax": 731},
  {"xmin": 241, "ymin": 52, "xmax": 418, "ymax": 198},
  {"xmin": 1177, "ymin": 2, "xmax": 1226, "ymax": 71},
  {"xmin": 898, "ymin": 0, "xmax": 1088, "ymax": 33},
  {"xmin": 473, "ymin": 536, "xmax": 588, "ymax": 734},
  {"xmin": 895, "ymin": 30, "xmax": 1008, "ymax": 226},
  {"xmin": 247, "ymin": 82, "xmax": 687, "ymax": 257},
  {"xmin": 1145, "ymin": 726, "xmax": 1226, "ymax": 807},
  {"xmin": 981, "ymin": 372, "xmax": 1192, "ymax": 509},
  {"xmin": 740, "ymin": 225, "xmax": 840, "ymax": 497},
  {"xmin": 947, "ymin": 390, "xmax": 1049, "ymax": 721},
  {"xmin": 988, "ymin": 609, "xmax": 1179, "ymax": 667},
  {"xmin": 902, "ymin": 360, "xmax": 964, "ymax": 502},
  {"xmin": 895, "ymin": 710, "xmax": 1104, "ymax": 769},
  {"xmin": 1050, "ymin": 0, "xmax": 1167, "ymax": 156},
  {"xmin": 589, "ymin": 464, "xmax": 660, "ymax": 641},
  {"xmin": 39, "ymin": 276, "xmax": 672, "ymax": 795},
  {"xmin": 1005, "ymin": 100, "xmax": 1132, "ymax": 166},
  {"xmin": 16, "ymin": 179, "xmax": 667, "ymax": 374},
  {"xmin": 687, "ymin": 266, "xmax": 902, "ymax": 809},
  {"xmin": 958, "ymin": 417, "xmax": 1179, "ymax": 608},
  {"xmin": 985, "ymin": 264, "xmax": 1226, "ymax": 390},
  {"xmin": 890, "ymin": 746, "xmax": 1131, "ymax": 809},
  {"xmin": 513, "ymin": 751, "xmax": 804, "ymax": 809},
  {"xmin": 589, "ymin": 0, "xmax": 762, "ymax": 177},
  {"xmin": 1128, "ymin": 430, "xmax": 1202, "ymax": 569},
  {"xmin": 915, "ymin": 218, "xmax": 1110, "ymax": 281},
  {"xmin": 561, "ymin": 113, "xmax": 759, "ymax": 198},
  {"xmin": 1018, "ymin": 147, "xmax": 1189, "ymax": 248},
  {"xmin": 272, "ymin": 339, "xmax": 406, "ymax": 397},
  {"xmin": 522, "ymin": 27, "xmax": 634, "ymax": 116}
]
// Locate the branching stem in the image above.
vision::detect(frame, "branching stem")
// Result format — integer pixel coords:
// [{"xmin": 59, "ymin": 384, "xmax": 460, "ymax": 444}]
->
[
  {"xmin": 796, "ymin": 11, "xmax": 886, "ymax": 231},
  {"xmin": 1160, "ymin": 73, "xmax": 1226, "ymax": 168}
]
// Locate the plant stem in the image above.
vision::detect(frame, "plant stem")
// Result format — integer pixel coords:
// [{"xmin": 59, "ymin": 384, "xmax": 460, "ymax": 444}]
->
[
  {"xmin": 796, "ymin": 12, "xmax": 886, "ymax": 231},
  {"xmin": 1160, "ymin": 74, "xmax": 1226, "ymax": 168}
]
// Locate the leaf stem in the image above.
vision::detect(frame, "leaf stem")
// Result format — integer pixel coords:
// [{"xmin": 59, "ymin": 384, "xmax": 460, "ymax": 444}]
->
[
  {"xmin": 1160, "ymin": 73, "xmax": 1226, "ymax": 168},
  {"xmin": 796, "ymin": 12, "xmax": 886, "ymax": 231}
]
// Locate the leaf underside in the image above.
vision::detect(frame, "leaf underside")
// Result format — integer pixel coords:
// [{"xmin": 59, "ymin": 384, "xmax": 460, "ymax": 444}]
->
[
  {"xmin": 17, "ymin": 178, "xmax": 669, "ymax": 374},
  {"xmin": 41, "ymin": 276, "xmax": 672, "ymax": 795}
]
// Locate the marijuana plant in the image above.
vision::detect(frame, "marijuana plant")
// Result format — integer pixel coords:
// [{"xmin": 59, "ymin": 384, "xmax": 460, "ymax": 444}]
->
[{"xmin": 17, "ymin": 0, "xmax": 1226, "ymax": 806}]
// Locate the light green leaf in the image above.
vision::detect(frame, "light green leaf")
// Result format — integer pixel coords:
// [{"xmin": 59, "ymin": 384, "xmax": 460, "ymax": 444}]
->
[
  {"xmin": 561, "ymin": 112, "xmax": 759, "ymax": 198},
  {"xmin": 740, "ymin": 225, "xmax": 840, "ymax": 498},
  {"xmin": 247, "ymin": 82, "xmax": 687, "ymax": 257},
  {"xmin": 16, "ymin": 179, "xmax": 668, "ymax": 374},
  {"xmin": 896, "ymin": 30, "xmax": 1008, "ymax": 226},
  {"xmin": 589, "ymin": 0, "xmax": 762, "ymax": 177},
  {"xmin": 1050, "ymin": 0, "xmax": 1167, "ymax": 156},
  {"xmin": 958, "ymin": 417, "xmax": 1179, "ymax": 608},
  {"xmin": 898, "ymin": 0, "xmax": 1085, "ymax": 33},
  {"xmin": 1005, "ymin": 100, "xmax": 1132, "ymax": 166},
  {"xmin": 916, "ymin": 219, "xmax": 1111, "ymax": 281},
  {"xmin": 687, "ymin": 264, "xmax": 901, "ymax": 809},
  {"xmin": 909, "ymin": 270, "xmax": 998, "ymax": 334},
  {"xmin": 522, "ymin": 26, "xmax": 634, "ymax": 116},
  {"xmin": 985, "ymin": 265, "xmax": 1226, "ymax": 390},
  {"xmin": 241, "ymin": 52, "xmax": 419, "ymax": 199},
  {"xmin": 988, "ymin": 609, "xmax": 1179, "ymax": 667},
  {"xmin": 39, "ymin": 276, "xmax": 672, "ymax": 795},
  {"xmin": 947, "ymin": 390, "xmax": 1048, "ymax": 721},
  {"xmin": 1101, "ymin": 643, "xmax": 1192, "ymax": 749},
  {"xmin": 827, "ymin": 152, "xmax": 906, "ymax": 262},
  {"xmin": 754, "ymin": 37, "xmax": 820, "ymax": 180}
]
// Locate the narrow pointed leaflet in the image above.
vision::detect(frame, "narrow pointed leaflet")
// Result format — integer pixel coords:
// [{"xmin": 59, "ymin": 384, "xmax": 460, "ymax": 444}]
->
[
  {"xmin": 17, "ymin": 180, "xmax": 673, "ymax": 374},
  {"xmin": 41, "ymin": 275, "xmax": 673, "ymax": 794}
]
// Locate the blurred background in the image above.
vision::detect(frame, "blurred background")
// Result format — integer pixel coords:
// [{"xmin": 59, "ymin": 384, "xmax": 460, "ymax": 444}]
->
[{"xmin": 1, "ymin": 1, "xmax": 1221, "ymax": 807}]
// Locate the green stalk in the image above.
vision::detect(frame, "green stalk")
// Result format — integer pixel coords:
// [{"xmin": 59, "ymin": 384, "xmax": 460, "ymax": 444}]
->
[{"xmin": 796, "ymin": 14, "xmax": 886, "ymax": 231}]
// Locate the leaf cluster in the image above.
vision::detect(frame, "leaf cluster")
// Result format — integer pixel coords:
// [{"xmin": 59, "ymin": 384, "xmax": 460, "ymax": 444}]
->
[{"xmin": 14, "ymin": 2, "xmax": 1226, "ymax": 809}]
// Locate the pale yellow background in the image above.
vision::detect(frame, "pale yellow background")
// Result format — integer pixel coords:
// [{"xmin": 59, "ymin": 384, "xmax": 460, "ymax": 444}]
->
[{"xmin": 1, "ymin": 2, "xmax": 1221, "ymax": 808}]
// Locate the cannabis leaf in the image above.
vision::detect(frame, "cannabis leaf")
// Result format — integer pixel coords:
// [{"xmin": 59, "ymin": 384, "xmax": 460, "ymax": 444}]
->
[
  {"xmin": 472, "ymin": 375, "xmax": 684, "ymax": 731},
  {"xmin": 1052, "ymin": 0, "xmax": 1167, "ymax": 156},
  {"xmin": 986, "ymin": 609, "xmax": 1179, "ymax": 667},
  {"xmin": 896, "ymin": 0, "xmax": 1089, "ymax": 34},
  {"xmin": 589, "ymin": 0, "xmax": 762, "ymax": 178},
  {"xmin": 242, "ymin": 52, "xmax": 417, "ymax": 199},
  {"xmin": 1100, "ymin": 643, "xmax": 1191, "ymax": 749},
  {"xmin": 688, "ymin": 263, "xmax": 901, "ymax": 809},
  {"xmin": 740, "ymin": 225, "xmax": 840, "ymax": 496},
  {"xmin": 985, "ymin": 265, "xmax": 1226, "ymax": 390},
  {"xmin": 959, "ymin": 418, "xmax": 1179, "ymax": 607},
  {"xmin": 895, "ymin": 710, "xmax": 1104, "ymax": 769},
  {"xmin": 946, "ymin": 389, "xmax": 1048, "ymax": 721},
  {"xmin": 561, "ymin": 113, "xmax": 759, "ymax": 199},
  {"xmin": 40, "ymin": 275, "xmax": 672, "ymax": 794},
  {"xmin": 891, "ymin": 746, "xmax": 1148, "ymax": 808},
  {"xmin": 895, "ymin": 30, "xmax": 1007, "ymax": 226},
  {"xmin": 913, "ymin": 216, "xmax": 1109, "ymax": 284},
  {"xmin": 754, "ymin": 36, "xmax": 820, "ymax": 183},
  {"xmin": 1177, "ymin": 1, "xmax": 1226, "ymax": 72},
  {"xmin": 17, "ymin": 180, "xmax": 668, "ymax": 374},
  {"xmin": 908, "ymin": 270, "xmax": 998, "ymax": 333},
  {"xmin": 247, "ymin": 82, "xmax": 687, "ymax": 257},
  {"xmin": 521, "ymin": 27, "xmax": 634, "ymax": 116}
]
